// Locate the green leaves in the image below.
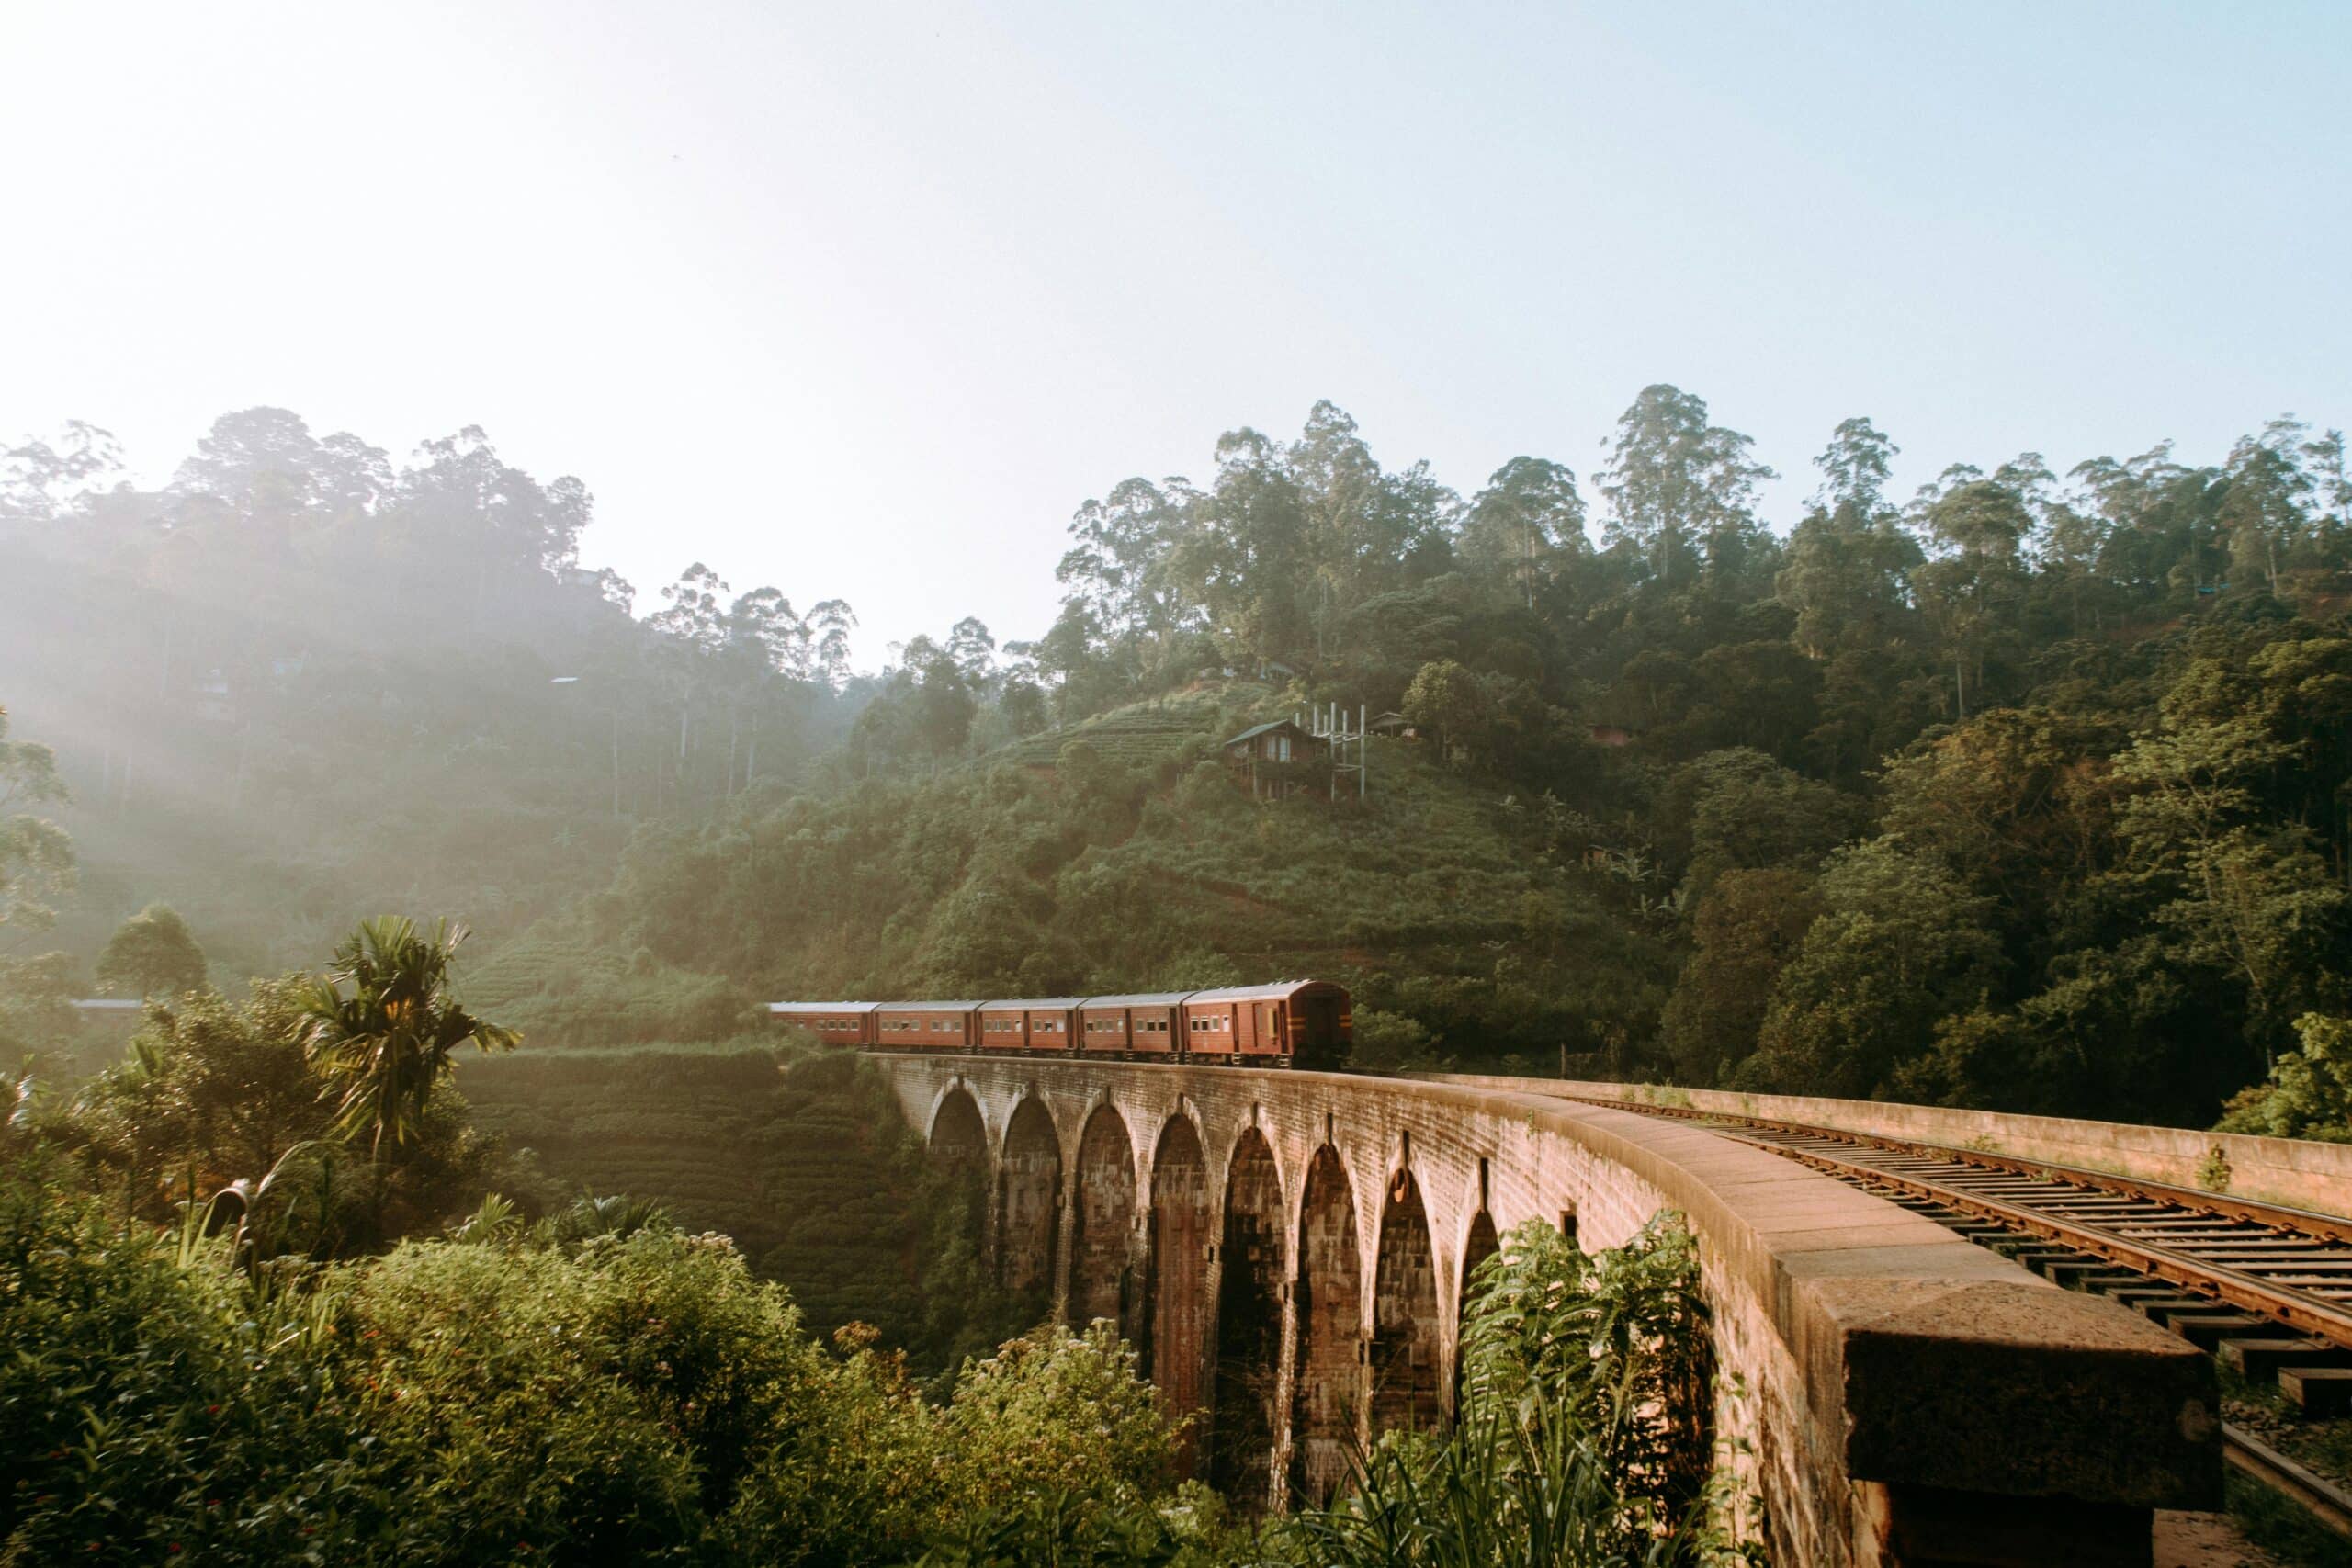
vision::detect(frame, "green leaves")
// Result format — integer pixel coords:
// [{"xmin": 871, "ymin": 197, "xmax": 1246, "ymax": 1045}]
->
[
  {"xmin": 0, "ymin": 704, "xmax": 74, "ymax": 936},
  {"xmin": 2216, "ymin": 1013, "xmax": 2352, "ymax": 1143},
  {"xmin": 93, "ymin": 903, "xmax": 208, "ymax": 1000},
  {"xmin": 1271, "ymin": 1214, "xmax": 1756, "ymax": 1568},
  {"xmin": 298, "ymin": 917, "xmax": 517, "ymax": 1159}
]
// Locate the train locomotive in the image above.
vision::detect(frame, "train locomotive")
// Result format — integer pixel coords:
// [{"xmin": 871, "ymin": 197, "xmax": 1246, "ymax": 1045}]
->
[{"xmin": 768, "ymin": 978, "xmax": 1351, "ymax": 1070}]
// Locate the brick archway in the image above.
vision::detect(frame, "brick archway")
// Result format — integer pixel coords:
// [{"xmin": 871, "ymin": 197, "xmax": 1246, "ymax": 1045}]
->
[
  {"xmin": 1289, "ymin": 1144, "xmax": 1363, "ymax": 1506},
  {"xmin": 1069, "ymin": 1102, "xmax": 1136, "ymax": 1335},
  {"xmin": 1146, "ymin": 1114, "xmax": 1211, "ymax": 1475},
  {"xmin": 999, "ymin": 1097, "xmax": 1062, "ymax": 1314},
  {"xmin": 1211, "ymin": 1125, "xmax": 1285, "ymax": 1512},
  {"xmin": 1372, "ymin": 1166, "xmax": 1441, "ymax": 1437},
  {"xmin": 929, "ymin": 1085, "xmax": 986, "ymax": 1162}
]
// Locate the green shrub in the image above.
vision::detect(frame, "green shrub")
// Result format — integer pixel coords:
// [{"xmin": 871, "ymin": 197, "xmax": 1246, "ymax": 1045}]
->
[{"xmin": 1266, "ymin": 1214, "xmax": 1759, "ymax": 1567}]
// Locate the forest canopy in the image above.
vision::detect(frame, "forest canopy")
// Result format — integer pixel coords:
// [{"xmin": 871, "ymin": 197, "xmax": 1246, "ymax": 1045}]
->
[{"xmin": 6, "ymin": 389, "xmax": 2350, "ymax": 1129}]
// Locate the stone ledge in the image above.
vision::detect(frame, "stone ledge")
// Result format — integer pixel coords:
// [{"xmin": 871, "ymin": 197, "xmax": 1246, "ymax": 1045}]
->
[
  {"xmin": 1427, "ymin": 1069, "xmax": 2352, "ymax": 1224},
  {"xmin": 1474, "ymin": 1089, "xmax": 2221, "ymax": 1511},
  {"xmin": 871, "ymin": 1055, "xmax": 2224, "ymax": 1550}
]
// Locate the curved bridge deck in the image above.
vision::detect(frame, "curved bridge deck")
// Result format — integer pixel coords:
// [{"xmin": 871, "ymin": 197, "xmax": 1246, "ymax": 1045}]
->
[{"xmin": 870, "ymin": 1054, "xmax": 2219, "ymax": 1568}]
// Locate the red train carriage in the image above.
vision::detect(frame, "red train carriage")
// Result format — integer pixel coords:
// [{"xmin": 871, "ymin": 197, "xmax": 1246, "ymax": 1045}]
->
[
  {"xmin": 773, "ymin": 979, "xmax": 1351, "ymax": 1068},
  {"xmin": 1078, "ymin": 993, "xmax": 1187, "ymax": 1056},
  {"xmin": 977, "ymin": 998, "xmax": 1084, "ymax": 1055},
  {"xmin": 766, "ymin": 1001, "xmax": 877, "ymax": 1047},
  {"xmin": 1182, "ymin": 980, "xmax": 1351, "ymax": 1068},
  {"xmin": 873, "ymin": 999, "xmax": 981, "ymax": 1052}
]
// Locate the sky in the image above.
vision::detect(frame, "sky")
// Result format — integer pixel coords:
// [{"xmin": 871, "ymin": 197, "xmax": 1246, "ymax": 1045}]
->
[{"xmin": 3, "ymin": 2, "xmax": 2346, "ymax": 663}]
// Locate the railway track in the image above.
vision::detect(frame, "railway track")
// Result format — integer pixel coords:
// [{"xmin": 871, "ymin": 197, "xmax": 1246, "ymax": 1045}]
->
[{"xmin": 1555, "ymin": 1092, "xmax": 2352, "ymax": 1538}]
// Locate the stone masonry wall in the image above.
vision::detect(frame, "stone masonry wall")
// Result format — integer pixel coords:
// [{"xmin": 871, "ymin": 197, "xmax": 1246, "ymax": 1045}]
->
[{"xmin": 871, "ymin": 1056, "xmax": 2220, "ymax": 1568}]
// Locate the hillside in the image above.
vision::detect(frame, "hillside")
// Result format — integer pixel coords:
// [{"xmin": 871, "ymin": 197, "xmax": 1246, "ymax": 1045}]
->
[
  {"xmin": 586, "ymin": 689, "xmax": 1668, "ymax": 1070},
  {"xmin": 458, "ymin": 1044, "xmax": 1023, "ymax": 1376}
]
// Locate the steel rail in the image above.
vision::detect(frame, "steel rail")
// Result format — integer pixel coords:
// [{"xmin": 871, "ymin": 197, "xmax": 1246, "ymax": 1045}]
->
[
  {"xmin": 2223, "ymin": 1427, "xmax": 2352, "ymax": 1538},
  {"xmin": 1721, "ymin": 1129, "xmax": 2352, "ymax": 1353},
  {"xmin": 1544, "ymin": 1089, "xmax": 2352, "ymax": 1539},
  {"xmin": 1555, "ymin": 1092, "xmax": 2352, "ymax": 1247}
]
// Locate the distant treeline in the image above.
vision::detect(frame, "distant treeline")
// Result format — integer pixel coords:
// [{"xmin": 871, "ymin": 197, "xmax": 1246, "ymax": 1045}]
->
[
  {"xmin": 7, "ymin": 389, "xmax": 2350, "ymax": 1131},
  {"xmin": 0, "ymin": 409, "xmax": 867, "ymax": 973},
  {"xmin": 610, "ymin": 391, "xmax": 2352, "ymax": 1130}
]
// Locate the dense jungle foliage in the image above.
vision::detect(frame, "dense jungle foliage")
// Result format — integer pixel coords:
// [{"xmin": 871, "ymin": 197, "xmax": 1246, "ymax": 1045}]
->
[
  {"xmin": 7, "ymin": 388, "xmax": 2352, "ymax": 1133},
  {"xmin": 4, "ymin": 1083, "xmax": 1742, "ymax": 1568}
]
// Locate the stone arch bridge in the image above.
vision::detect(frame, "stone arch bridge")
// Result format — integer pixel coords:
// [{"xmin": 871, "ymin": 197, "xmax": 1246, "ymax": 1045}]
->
[{"xmin": 874, "ymin": 1055, "xmax": 2217, "ymax": 1568}]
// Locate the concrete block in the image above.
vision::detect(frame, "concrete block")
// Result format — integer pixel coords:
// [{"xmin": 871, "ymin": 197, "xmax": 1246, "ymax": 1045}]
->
[{"xmin": 1826, "ymin": 1278, "xmax": 2220, "ymax": 1511}]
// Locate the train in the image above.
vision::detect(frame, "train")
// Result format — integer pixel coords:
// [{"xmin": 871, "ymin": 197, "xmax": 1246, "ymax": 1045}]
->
[{"xmin": 768, "ymin": 978, "xmax": 1352, "ymax": 1070}]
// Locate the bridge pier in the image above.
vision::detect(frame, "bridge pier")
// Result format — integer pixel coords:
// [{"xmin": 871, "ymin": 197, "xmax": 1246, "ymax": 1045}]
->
[{"xmin": 892, "ymin": 1057, "xmax": 2217, "ymax": 1565}]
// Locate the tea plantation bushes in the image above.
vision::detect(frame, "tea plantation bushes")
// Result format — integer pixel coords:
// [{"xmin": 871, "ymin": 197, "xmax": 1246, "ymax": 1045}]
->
[
  {"xmin": 461, "ymin": 1045, "xmax": 1010, "ymax": 1371},
  {"xmin": 463, "ymin": 1044, "xmax": 788, "ymax": 1247}
]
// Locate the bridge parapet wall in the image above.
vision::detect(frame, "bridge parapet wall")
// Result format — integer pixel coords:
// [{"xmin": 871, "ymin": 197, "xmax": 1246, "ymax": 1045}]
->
[
  {"xmin": 1432, "ymin": 1073, "xmax": 2352, "ymax": 1222},
  {"xmin": 869, "ymin": 1055, "xmax": 2217, "ymax": 1568}
]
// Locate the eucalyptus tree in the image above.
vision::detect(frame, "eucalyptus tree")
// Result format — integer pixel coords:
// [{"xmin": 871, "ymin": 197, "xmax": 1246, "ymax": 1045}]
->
[
  {"xmin": 1461, "ymin": 456, "xmax": 1586, "ymax": 609},
  {"xmin": 1597, "ymin": 384, "xmax": 1774, "ymax": 592}
]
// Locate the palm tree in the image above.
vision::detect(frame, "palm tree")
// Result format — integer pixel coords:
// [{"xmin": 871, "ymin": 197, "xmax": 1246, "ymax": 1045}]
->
[{"xmin": 297, "ymin": 916, "xmax": 517, "ymax": 1163}]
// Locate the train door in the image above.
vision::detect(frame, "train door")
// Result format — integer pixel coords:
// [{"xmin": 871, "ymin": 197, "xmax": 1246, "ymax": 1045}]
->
[{"xmin": 1296, "ymin": 993, "xmax": 1342, "ymax": 1064}]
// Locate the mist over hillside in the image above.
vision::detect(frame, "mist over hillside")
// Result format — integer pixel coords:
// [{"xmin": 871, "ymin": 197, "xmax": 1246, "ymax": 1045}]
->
[{"xmin": 6, "ymin": 391, "xmax": 2351, "ymax": 1129}]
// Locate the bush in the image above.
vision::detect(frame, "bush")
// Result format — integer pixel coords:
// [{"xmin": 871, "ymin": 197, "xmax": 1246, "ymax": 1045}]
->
[
  {"xmin": 2215, "ymin": 1012, "xmax": 2352, "ymax": 1143},
  {"xmin": 1265, "ymin": 1214, "xmax": 1759, "ymax": 1567}
]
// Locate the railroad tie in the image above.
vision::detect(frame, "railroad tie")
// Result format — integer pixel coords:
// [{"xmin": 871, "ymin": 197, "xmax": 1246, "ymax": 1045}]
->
[{"xmin": 2281, "ymin": 1367, "xmax": 2352, "ymax": 1417}]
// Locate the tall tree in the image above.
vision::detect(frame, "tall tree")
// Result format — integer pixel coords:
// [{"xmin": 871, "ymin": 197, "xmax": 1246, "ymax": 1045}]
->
[
  {"xmin": 94, "ymin": 903, "xmax": 208, "ymax": 998},
  {"xmin": 2218, "ymin": 416, "xmax": 2315, "ymax": 597},
  {"xmin": 1461, "ymin": 457, "xmax": 1588, "ymax": 607},
  {"xmin": 296, "ymin": 916, "xmax": 516, "ymax": 1160},
  {"xmin": 1, "ymin": 421, "xmax": 120, "ymax": 523},
  {"xmin": 0, "ymin": 705, "xmax": 73, "ymax": 940},
  {"xmin": 1597, "ymin": 385, "xmax": 1775, "ymax": 591},
  {"xmin": 1909, "ymin": 472, "xmax": 2032, "ymax": 717}
]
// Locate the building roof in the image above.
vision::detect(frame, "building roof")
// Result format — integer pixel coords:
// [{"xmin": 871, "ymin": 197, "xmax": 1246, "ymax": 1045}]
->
[{"xmin": 1221, "ymin": 718, "xmax": 1311, "ymax": 749}]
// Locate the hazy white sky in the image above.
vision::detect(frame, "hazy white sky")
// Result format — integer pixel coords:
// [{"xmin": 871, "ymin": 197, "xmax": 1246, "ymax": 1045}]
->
[{"xmin": 4, "ymin": 3, "xmax": 2346, "ymax": 660}]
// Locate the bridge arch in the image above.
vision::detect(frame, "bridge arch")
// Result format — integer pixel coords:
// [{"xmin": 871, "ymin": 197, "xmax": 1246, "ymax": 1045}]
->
[
  {"xmin": 1211, "ymin": 1122, "xmax": 1286, "ymax": 1512},
  {"xmin": 1069, "ymin": 1101, "xmax": 1137, "ymax": 1335},
  {"xmin": 1145, "ymin": 1112, "xmax": 1212, "ymax": 1474},
  {"xmin": 928, "ymin": 1083, "xmax": 987, "ymax": 1163},
  {"xmin": 871, "ymin": 1055, "xmax": 2222, "ymax": 1565},
  {"xmin": 1371, "ymin": 1165, "xmax": 1441, "ymax": 1437},
  {"xmin": 1289, "ymin": 1143, "xmax": 1363, "ymax": 1506},
  {"xmin": 998, "ymin": 1096, "xmax": 1062, "ymax": 1314},
  {"xmin": 1457, "ymin": 1206, "xmax": 1500, "ymax": 1328},
  {"xmin": 1453, "ymin": 1203, "xmax": 1501, "ymax": 1409}
]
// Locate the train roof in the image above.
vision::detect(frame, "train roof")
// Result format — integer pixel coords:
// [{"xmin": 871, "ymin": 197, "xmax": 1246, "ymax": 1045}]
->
[
  {"xmin": 765, "ymin": 980, "xmax": 1349, "ymax": 1014},
  {"xmin": 1183, "ymin": 980, "xmax": 1343, "ymax": 1003}
]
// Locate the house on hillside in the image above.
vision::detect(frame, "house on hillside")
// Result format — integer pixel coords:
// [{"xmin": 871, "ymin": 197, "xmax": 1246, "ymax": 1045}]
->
[
  {"xmin": 1369, "ymin": 710, "xmax": 1416, "ymax": 739},
  {"xmin": 1221, "ymin": 718, "xmax": 1329, "ymax": 800}
]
